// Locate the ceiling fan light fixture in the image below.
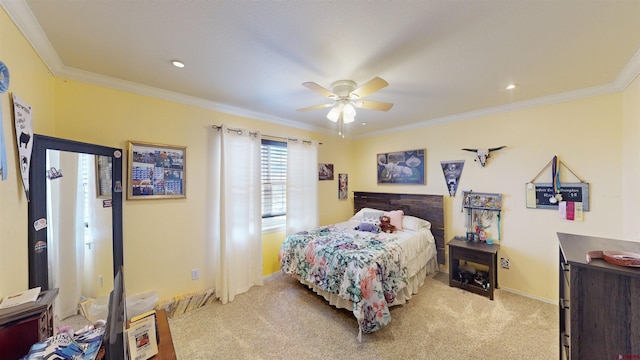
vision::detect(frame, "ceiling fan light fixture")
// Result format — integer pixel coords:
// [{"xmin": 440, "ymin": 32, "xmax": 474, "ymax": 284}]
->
[
  {"xmin": 342, "ymin": 103, "xmax": 356, "ymax": 123},
  {"xmin": 327, "ymin": 105, "xmax": 341, "ymax": 122}
]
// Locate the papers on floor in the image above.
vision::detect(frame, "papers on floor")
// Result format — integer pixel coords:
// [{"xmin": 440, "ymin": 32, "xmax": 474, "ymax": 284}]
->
[
  {"xmin": 0, "ymin": 287, "xmax": 41, "ymax": 311},
  {"xmin": 21, "ymin": 327, "xmax": 104, "ymax": 360}
]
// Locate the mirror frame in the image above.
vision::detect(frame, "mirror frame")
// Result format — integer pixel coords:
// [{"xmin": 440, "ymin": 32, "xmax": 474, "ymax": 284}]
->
[{"xmin": 28, "ymin": 134, "xmax": 124, "ymax": 290}]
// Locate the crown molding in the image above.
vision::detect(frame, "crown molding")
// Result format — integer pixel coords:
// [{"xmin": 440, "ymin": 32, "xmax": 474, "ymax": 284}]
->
[
  {"xmin": 0, "ymin": 0, "xmax": 64, "ymax": 74},
  {"xmin": 4, "ymin": 0, "xmax": 639, "ymax": 141},
  {"xmin": 56, "ymin": 66, "xmax": 329, "ymax": 135},
  {"xmin": 614, "ymin": 47, "xmax": 640, "ymax": 91},
  {"xmin": 357, "ymin": 82, "xmax": 620, "ymax": 139}
]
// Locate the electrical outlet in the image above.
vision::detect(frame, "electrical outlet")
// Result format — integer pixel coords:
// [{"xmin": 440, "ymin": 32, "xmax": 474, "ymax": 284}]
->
[
  {"xmin": 501, "ymin": 257, "xmax": 510, "ymax": 269},
  {"xmin": 99, "ymin": 275, "xmax": 103, "ymax": 288},
  {"xmin": 191, "ymin": 268, "xmax": 199, "ymax": 280}
]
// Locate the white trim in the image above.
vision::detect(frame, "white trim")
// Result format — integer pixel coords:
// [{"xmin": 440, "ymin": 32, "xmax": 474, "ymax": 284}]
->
[
  {"xmin": 356, "ymin": 82, "xmax": 620, "ymax": 139},
  {"xmin": 614, "ymin": 47, "xmax": 640, "ymax": 90},
  {"xmin": 3, "ymin": 0, "xmax": 639, "ymax": 141},
  {"xmin": 434, "ymin": 269, "xmax": 556, "ymax": 305},
  {"xmin": 0, "ymin": 0, "xmax": 63, "ymax": 75},
  {"xmin": 496, "ymin": 286, "xmax": 556, "ymax": 305}
]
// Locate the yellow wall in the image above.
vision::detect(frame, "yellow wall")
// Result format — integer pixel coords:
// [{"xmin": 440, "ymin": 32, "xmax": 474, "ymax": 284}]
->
[
  {"xmin": 2, "ymin": 7, "xmax": 639, "ymax": 304},
  {"xmin": 353, "ymin": 93, "xmax": 627, "ymax": 302},
  {"xmin": 52, "ymin": 79, "xmax": 354, "ymax": 299},
  {"xmin": 0, "ymin": 7, "xmax": 56, "ymax": 296},
  {"xmin": 622, "ymin": 74, "xmax": 640, "ymax": 240}
]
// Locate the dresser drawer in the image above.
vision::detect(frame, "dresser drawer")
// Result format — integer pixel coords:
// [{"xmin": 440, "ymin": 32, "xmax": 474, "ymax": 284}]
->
[
  {"xmin": 452, "ymin": 246, "xmax": 492, "ymax": 264},
  {"xmin": 560, "ymin": 299, "xmax": 570, "ymax": 335},
  {"xmin": 561, "ymin": 331, "xmax": 570, "ymax": 360}
]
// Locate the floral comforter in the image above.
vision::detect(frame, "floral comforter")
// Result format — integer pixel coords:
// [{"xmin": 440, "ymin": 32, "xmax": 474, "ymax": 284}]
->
[{"xmin": 279, "ymin": 225, "xmax": 409, "ymax": 334}]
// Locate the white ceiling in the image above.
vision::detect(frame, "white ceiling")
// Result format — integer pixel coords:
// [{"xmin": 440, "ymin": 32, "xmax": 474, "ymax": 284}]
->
[{"xmin": 2, "ymin": 0, "xmax": 640, "ymax": 138}]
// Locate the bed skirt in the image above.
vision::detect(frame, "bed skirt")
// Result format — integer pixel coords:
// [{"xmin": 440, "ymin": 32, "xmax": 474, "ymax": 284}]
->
[{"xmin": 296, "ymin": 255, "xmax": 439, "ymax": 311}]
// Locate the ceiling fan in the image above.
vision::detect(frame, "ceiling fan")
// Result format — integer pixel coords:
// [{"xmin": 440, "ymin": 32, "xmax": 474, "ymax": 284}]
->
[{"xmin": 297, "ymin": 77, "xmax": 393, "ymax": 136}]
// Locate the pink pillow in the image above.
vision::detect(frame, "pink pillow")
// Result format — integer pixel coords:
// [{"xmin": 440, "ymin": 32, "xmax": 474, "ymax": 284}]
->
[{"xmin": 385, "ymin": 210, "xmax": 404, "ymax": 231}]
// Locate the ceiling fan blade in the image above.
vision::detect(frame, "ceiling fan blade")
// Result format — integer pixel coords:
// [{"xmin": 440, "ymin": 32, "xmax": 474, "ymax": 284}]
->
[
  {"xmin": 302, "ymin": 82, "xmax": 337, "ymax": 98},
  {"xmin": 351, "ymin": 77, "xmax": 389, "ymax": 98},
  {"xmin": 297, "ymin": 103, "xmax": 334, "ymax": 112},
  {"xmin": 354, "ymin": 100, "xmax": 394, "ymax": 111}
]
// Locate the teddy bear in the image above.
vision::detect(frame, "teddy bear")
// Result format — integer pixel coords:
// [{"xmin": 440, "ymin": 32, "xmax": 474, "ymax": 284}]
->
[
  {"xmin": 379, "ymin": 215, "xmax": 396, "ymax": 233},
  {"xmin": 354, "ymin": 222, "xmax": 380, "ymax": 233}
]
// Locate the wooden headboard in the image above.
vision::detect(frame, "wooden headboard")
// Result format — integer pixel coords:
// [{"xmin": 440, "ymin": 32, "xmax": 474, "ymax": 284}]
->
[{"xmin": 353, "ymin": 192, "xmax": 445, "ymax": 265}]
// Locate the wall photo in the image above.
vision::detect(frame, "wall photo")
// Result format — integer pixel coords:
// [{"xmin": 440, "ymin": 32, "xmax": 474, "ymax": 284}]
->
[
  {"xmin": 338, "ymin": 173, "xmax": 348, "ymax": 199},
  {"xmin": 377, "ymin": 149, "xmax": 425, "ymax": 184},
  {"xmin": 318, "ymin": 163, "xmax": 334, "ymax": 180},
  {"xmin": 127, "ymin": 141, "xmax": 186, "ymax": 199}
]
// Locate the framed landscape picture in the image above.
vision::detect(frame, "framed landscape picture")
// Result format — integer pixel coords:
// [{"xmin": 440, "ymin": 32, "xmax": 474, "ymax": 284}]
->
[
  {"xmin": 377, "ymin": 149, "xmax": 425, "ymax": 184},
  {"xmin": 127, "ymin": 141, "xmax": 186, "ymax": 199}
]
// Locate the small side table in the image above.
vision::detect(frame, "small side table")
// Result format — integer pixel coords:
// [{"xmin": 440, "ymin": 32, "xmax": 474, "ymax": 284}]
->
[
  {"xmin": 0, "ymin": 288, "xmax": 58, "ymax": 359},
  {"xmin": 448, "ymin": 238, "xmax": 499, "ymax": 300}
]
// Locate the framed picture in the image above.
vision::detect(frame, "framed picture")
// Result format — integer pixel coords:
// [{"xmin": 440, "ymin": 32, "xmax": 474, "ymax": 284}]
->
[
  {"xmin": 127, "ymin": 141, "xmax": 186, "ymax": 199},
  {"xmin": 338, "ymin": 173, "xmax": 348, "ymax": 200},
  {"xmin": 377, "ymin": 149, "xmax": 425, "ymax": 184},
  {"xmin": 95, "ymin": 155, "xmax": 113, "ymax": 198},
  {"xmin": 318, "ymin": 163, "xmax": 334, "ymax": 180}
]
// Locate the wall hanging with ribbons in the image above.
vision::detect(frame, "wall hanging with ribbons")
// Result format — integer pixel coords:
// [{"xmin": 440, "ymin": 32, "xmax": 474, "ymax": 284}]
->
[
  {"xmin": 0, "ymin": 61, "xmax": 10, "ymax": 180},
  {"xmin": 525, "ymin": 156, "xmax": 589, "ymax": 211}
]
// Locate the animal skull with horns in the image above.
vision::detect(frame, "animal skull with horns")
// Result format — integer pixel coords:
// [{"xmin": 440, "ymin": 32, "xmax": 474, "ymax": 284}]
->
[{"xmin": 462, "ymin": 146, "xmax": 506, "ymax": 167}]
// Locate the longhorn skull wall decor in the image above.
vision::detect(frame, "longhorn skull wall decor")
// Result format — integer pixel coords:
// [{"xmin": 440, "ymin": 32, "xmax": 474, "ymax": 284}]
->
[{"xmin": 462, "ymin": 146, "xmax": 506, "ymax": 167}]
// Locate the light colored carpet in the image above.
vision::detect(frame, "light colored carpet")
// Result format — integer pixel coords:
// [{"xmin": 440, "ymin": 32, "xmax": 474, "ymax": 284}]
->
[{"xmin": 168, "ymin": 272, "xmax": 558, "ymax": 359}]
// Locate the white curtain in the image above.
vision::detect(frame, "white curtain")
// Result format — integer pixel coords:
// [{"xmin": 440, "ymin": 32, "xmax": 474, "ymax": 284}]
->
[
  {"xmin": 46, "ymin": 151, "xmax": 85, "ymax": 320},
  {"xmin": 208, "ymin": 125, "xmax": 263, "ymax": 304},
  {"xmin": 286, "ymin": 139, "xmax": 319, "ymax": 235}
]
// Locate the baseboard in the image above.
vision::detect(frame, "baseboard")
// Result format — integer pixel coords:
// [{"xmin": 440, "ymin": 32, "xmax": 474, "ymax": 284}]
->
[
  {"xmin": 435, "ymin": 269, "xmax": 556, "ymax": 305},
  {"xmin": 497, "ymin": 286, "xmax": 556, "ymax": 305}
]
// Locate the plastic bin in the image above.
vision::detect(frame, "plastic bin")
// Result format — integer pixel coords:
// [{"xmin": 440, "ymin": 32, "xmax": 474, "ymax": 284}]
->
[
  {"xmin": 85, "ymin": 296, "xmax": 109, "ymax": 323},
  {"xmin": 126, "ymin": 291, "xmax": 158, "ymax": 319}
]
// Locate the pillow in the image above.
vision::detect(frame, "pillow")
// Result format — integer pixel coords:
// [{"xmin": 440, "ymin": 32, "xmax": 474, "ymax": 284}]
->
[
  {"xmin": 349, "ymin": 208, "xmax": 385, "ymax": 221},
  {"xmin": 362, "ymin": 211, "xmax": 384, "ymax": 225},
  {"xmin": 402, "ymin": 215, "xmax": 431, "ymax": 231},
  {"xmin": 384, "ymin": 210, "xmax": 404, "ymax": 231}
]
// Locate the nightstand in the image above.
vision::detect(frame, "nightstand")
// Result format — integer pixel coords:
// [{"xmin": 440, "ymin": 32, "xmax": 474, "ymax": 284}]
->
[{"xmin": 448, "ymin": 238, "xmax": 499, "ymax": 300}]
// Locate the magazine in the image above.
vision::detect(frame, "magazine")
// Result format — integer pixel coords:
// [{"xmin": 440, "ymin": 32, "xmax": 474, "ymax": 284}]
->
[
  {"xmin": 127, "ymin": 314, "xmax": 158, "ymax": 360},
  {"xmin": 0, "ymin": 287, "xmax": 41, "ymax": 311},
  {"xmin": 21, "ymin": 327, "xmax": 104, "ymax": 360}
]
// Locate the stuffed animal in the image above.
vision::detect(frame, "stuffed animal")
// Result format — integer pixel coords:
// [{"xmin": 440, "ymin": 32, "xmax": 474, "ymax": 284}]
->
[
  {"xmin": 354, "ymin": 222, "xmax": 380, "ymax": 233},
  {"xmin": 379, "ymin": 215, "xmax": 397, "ymax": 233}
]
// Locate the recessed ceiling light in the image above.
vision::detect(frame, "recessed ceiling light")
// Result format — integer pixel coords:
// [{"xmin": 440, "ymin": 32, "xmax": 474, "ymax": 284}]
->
[
  {"xmin": 506, "ymin": 84, "xmax": 517, "ymax": 90},
  {"xmin": 171, "ymin": 60, "xmax": 185, "ymax": 68},
  {"xmin": 361, "ymin": 122, "xmax": 367, "ymax": 126}
]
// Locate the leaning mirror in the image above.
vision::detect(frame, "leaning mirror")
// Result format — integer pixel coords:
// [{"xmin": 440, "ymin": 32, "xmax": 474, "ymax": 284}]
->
[{"xmin": 28, "ymin": 135, "xmax": 123, "ymax": 321}]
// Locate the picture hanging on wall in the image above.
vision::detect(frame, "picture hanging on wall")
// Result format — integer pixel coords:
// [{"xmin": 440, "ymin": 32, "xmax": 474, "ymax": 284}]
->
[
  {"xmin": 127, "ymin": 141, "xmax": 186, "ymax": 199},
  {"xmin": 338, "ymin": 173, "xmax": 348, "ymax": 199},
  {"xmin": 377, "ymin": 149, "xmax": 425, "ymax": 184},
  {"xmin": 440, "ymin": 160, "xmax": 464, "ymax": 197},
  {"xmin": 95, "ymin": 155, "xmax": 113, "ymax": 199},
  {"xmin": 318, "ymin": 163, "xmax": 334, "ymax": 180}
]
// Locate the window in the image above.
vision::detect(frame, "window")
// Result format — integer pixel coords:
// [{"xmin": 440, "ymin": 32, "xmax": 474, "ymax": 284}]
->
[{"xmin": 261, "ymin": 139, "xmax": 287, "ymax": 232}]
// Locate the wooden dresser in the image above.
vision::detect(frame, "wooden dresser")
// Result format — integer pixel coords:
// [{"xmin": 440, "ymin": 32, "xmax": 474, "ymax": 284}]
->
[
  {"xmin": 558, "ymin": 232, "xmax": 640, "ymax": 359},
  {"xmin": 0, "ymin": 288, "xmax": 58, "ymax": 359}
]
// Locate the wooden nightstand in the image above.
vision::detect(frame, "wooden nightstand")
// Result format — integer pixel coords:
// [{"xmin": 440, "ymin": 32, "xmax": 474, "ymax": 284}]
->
[{"xmin": 448, "ymin": 238, "xmax": 499, "ymax": 300}]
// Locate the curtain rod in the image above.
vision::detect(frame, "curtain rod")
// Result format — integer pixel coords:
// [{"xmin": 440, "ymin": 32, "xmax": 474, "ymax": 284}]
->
[{"xmin": 211, "ymin": 125, "xmax": 321, "ymax": 145}]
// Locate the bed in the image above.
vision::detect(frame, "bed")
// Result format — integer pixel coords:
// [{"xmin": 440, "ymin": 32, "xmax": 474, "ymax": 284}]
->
[{"xmin": 279, "ymin": 192, "xmax": 445, "ymax": 339}]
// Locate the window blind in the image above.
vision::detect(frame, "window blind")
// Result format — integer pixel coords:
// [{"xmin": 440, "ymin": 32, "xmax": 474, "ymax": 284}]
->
[{"xmin": 261, "ymin": 139, "xmax": 287, "ymax": 220}]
